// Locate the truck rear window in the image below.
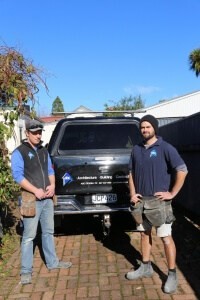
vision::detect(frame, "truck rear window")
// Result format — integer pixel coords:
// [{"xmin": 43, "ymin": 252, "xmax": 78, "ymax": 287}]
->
[{"xmin": 59, "ymin": 123, "xmax": 141, "ymax": 150}]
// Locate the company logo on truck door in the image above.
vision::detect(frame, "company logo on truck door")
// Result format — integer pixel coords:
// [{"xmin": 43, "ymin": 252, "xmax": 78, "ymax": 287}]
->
[
  {"xmin": 62, "ymin": 173, "xmax": 73, "ymax": 186},
  {"xmin": 77, "ymin": 176, "xmax": 97, "ymax": 180}
]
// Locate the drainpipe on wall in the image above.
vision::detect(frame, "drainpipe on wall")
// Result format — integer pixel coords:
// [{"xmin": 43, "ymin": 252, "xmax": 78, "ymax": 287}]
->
[{"xmin": 18, "ymin": 119, "xmax": 24, "ymax": 143}]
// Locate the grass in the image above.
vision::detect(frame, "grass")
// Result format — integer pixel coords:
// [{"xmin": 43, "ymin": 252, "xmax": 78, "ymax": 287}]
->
[{"xmin": 0, "ymin": 232, "xmax": 20, "ymax": 278}]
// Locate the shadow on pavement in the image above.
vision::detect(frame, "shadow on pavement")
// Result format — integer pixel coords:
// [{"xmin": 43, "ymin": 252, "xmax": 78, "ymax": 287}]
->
[
  {"xmin": 99, "ymin": 214, "xmax": 142, "ymax": 269},
  {"xmin": 173, "ymin": 205, "xmax": 200, "ymax": 299},
  {"xmin": 54, "ymin": 212, "xmax": 142, "ymax": 268}
]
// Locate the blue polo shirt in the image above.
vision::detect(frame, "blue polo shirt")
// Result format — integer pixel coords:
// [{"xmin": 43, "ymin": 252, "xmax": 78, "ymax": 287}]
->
[{"xmin": 129, "ymin": 136, "xmax": 186, "ymax": 196}]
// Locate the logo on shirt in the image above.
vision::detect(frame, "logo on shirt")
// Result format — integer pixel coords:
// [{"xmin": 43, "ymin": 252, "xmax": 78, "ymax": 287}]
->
[
  {"xmin": 28, "ymin": 152, "xmax": 34, "ymax": 159},
  {"xmin": 62, "ymin": 173, "xmax": 73, "ymax": 186},
  {"xmin": 150, "ymin": 149, "xmax": 157, "ymax": 158}
]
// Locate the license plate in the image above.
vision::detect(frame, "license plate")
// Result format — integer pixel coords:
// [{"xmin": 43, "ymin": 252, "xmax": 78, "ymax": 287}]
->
[{"xmin": 92, "ymin": 194, "xmax": 117, "ymax": 204}]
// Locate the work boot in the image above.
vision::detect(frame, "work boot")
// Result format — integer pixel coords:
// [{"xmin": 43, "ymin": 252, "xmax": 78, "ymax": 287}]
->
[
  {"xmin": 20, "ymin": 273, "xmax": 32, "ymax": 285},
  {"xmin": 48, "ymin": 261, "xmax": 72, "ymax": 270},
  {"xmin": 164, "ymin": 270, "xmax": 178, "ymax": 294},
  {"xmin": 126, "ymin": 261, "xmax": 153, "ymax": 280}
]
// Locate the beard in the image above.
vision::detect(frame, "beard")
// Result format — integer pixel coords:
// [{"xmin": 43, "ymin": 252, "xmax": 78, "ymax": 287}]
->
[{"xmin": 142, "ymin": 132, "xmax": 155, "ymax": 141}]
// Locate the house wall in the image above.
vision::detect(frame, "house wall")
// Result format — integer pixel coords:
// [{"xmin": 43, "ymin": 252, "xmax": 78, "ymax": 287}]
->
[
  {"xmin": 134, "ymin": 90, "xmax": 200, "ymax": 118},
  {"xmin": 1, "ymin": 112, "xmax": 53, "ymax": 153},
  {"xmin": 42, "ymin": 123, "xmax": 56, "ymax": 146}
]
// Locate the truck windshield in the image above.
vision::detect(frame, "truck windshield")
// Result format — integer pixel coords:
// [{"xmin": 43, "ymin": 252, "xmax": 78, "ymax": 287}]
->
[{"xmin": 59, "ymin": 123, "xmax": 141, "ymax": 150}]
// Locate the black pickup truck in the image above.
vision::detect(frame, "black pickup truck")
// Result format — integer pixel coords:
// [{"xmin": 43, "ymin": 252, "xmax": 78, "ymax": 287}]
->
[{"xmin": 48, "ymin": 113, "xmax": 142, "ymax": 234}]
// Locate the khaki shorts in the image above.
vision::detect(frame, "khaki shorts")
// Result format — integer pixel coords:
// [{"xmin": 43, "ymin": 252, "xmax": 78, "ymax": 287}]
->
[{"xmin": 136, "ymin": 222, "xmax": 172, "ymax": 238}]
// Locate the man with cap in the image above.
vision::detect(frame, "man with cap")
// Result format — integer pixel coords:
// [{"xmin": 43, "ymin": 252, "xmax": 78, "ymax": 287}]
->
[
  {"xmin": 126, "ymin": 114, "xmax": 188, "ymax": 294},
  {"xmin": 11, "ymin": 119, "xmax": 72, "ymax": 285}
]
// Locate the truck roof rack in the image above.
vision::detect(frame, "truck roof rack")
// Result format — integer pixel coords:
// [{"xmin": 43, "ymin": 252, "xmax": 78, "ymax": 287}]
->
[{"xmin": 52, "ymin": 109, "xmax": 146, "ymax": 118}]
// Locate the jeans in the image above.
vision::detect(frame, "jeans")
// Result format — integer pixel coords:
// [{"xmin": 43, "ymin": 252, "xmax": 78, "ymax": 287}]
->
[{"xmin": 21, "ymin": 198, "xmax": 59, "ymax": 274}]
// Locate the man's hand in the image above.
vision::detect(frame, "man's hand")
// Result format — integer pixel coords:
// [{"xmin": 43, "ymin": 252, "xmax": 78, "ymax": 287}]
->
[
  {"xmin": 44, "ymin": 185, "xmax": 55, "ymax": 198},
  {"xmin": 35, "ymin": 188, "xmax": 46, "ymax": 200},
  {"xmin": 130, "ymin": 193, "xmax": 142, "ymax": 204},
  {"xmin": 154, "ymin": 191, "xmax": 173, "ymax": 201}
]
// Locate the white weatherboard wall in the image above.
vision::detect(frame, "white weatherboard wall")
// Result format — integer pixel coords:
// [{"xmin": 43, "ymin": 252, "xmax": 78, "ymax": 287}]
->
[
  {"xmin": 134, "ymin": 90, "xmax": 200, "ymax": 119},
  {"xmin": 1, "ymin": 111, "xmax": 49, "ymax": 154},
  {"xmin": 42, "ymin": 123, "xmax": 56, "ymax": 146}
]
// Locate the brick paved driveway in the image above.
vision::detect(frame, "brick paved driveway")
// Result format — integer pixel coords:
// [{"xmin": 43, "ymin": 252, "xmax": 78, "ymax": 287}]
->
[{"xmin": 0, "ymin": 206, "xmax": 199, "ymax": 300}]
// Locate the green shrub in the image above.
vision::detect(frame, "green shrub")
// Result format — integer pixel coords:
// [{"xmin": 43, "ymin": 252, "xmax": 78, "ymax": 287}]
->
[{"xmin": 0, "ymin": 121, "xmax": 20, "ymax": 242}]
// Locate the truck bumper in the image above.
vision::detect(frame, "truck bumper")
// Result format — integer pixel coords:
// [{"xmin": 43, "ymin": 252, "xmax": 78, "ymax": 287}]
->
[{"xmin": 54, "ymin": 195, "xmax": 129, "ymax": 215}]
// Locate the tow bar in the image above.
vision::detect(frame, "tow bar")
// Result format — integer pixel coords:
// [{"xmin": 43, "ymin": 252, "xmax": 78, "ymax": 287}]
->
[{"xmin": 102, "ymin": 214, "xmax": 111, "ymax": 236}]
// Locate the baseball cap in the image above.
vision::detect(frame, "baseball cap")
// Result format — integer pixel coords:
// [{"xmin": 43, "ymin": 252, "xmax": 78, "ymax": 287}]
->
[{"xmin": 25, "ymin": 120, "xmax": 44, "ymax": 132}]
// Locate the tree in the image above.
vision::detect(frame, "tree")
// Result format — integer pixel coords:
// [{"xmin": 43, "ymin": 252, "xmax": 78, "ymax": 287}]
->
[
  {"xmin": 189, "ymin": 48, "xmax": 200, "ymax": 77},
  {"xmin": 0, "ymin": 45, "xmax": 49, "ymax": 239},
  {"xmin": 0, "ymin": 46, "xmax": 48, "ymax": 112},
  {"xmin": 104, "ymin": 95, "xmax": 145, "ymax": 116},
  {"xmin": 52, "ymin": 96, "xmax": 64, "ymax": 113}
]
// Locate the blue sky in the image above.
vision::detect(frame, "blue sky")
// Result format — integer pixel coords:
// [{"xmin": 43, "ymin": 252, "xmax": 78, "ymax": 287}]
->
[{"xmin": 0, "ymin": 0, "xmax": 200, "ymax": 116}]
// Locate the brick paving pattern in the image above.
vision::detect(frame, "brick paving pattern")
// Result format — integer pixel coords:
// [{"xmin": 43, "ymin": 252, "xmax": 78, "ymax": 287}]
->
[{"xmin": 0, "ymin": 207, "xmax": 199, "ymax": 299}]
